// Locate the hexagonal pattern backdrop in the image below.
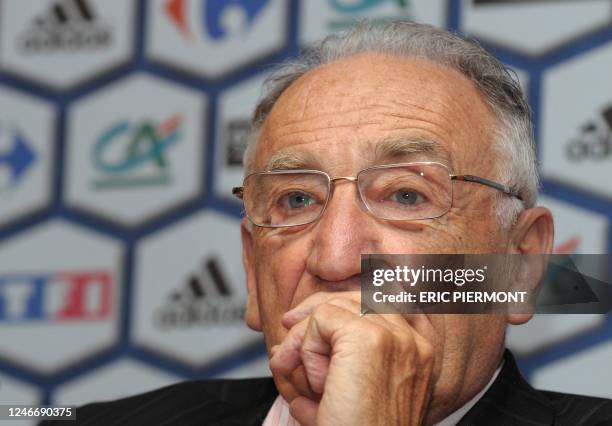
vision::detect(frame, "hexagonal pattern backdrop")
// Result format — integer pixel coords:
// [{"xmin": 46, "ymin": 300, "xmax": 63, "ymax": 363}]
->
[{"xmin": 0, "ymin": 0, "xmax": 610, "ymax": 409}]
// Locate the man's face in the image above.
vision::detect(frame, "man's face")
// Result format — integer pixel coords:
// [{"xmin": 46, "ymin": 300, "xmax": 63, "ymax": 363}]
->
[{"xmin": 242, "ymin": 53, "xmax": 512, "ymax": 414}]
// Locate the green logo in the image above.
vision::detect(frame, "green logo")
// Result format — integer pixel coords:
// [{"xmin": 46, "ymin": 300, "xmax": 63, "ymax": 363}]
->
[
  {"xmin": 91, "ymin": 114, "xmax": 183, "ymax": 190},
  {"xmin": 327, "ymin": 0, "xmax": 412, "ymax": 32}
]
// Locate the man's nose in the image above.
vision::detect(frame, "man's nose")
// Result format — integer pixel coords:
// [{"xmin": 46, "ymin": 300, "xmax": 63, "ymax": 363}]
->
[{"xmin": 305, "ymin": 180, "xmax": 380, "ymax": 284}]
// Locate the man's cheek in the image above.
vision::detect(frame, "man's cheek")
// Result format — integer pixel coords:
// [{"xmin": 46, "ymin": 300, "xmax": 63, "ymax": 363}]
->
[
  {"xmin": 373, "ymin": 220, "xmax": 464, "ymax": 254},
  {"xmin": 259, "ymin": 239, "xmax": 310, "ymax": 302},
  {"xmin": 255, "ymin": 258, "xmax": 307, "ymax": 338}
]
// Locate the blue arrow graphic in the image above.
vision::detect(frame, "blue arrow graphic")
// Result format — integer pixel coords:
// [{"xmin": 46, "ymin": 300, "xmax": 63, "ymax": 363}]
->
[{"xmin": 0, "ymin": 128, "xmax": 37, "ymax": 187}]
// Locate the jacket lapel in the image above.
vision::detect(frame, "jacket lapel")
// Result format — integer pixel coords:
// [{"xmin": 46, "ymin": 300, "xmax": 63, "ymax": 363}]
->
[{"xmin": 458, "ymin": 350, "xmax": 555, "ymax": 425}]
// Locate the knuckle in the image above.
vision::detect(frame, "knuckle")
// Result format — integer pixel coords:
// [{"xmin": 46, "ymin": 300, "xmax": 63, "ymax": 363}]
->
[
  {"xmin": 299, "ymin": 343, "xmax": 309, "ymax": 358},
  {"xmin": 328, "ymin": 296, "xmax": 348, "ymax": 306},
  {"xmin": 313, "ymin": 302, "xmax": 336, "ymax": 318},
  {"xmin": 360, "ymin": 325, "xmax": 392, "ymax": 349},
  {"xmin": 419, "ymin": 340, "xmax": 435, "ymax": 364},
  {"xmin": 396, "ymin": 330, "xmax": 416, "ymax": 349},
  {"xmin": 304, "ymin": 292, "xmax": 326, "ymax": 307}
]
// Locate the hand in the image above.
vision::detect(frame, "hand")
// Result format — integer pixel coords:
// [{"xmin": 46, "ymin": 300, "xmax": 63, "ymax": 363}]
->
[{"xmin": 269, "ymin": 291, "xmax": 435, "ymax": 426}]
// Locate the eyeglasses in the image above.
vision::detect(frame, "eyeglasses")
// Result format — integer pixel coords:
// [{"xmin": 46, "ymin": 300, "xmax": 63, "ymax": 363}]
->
[{"xmin": 232, "ymin": 162, "xmax": 522, "ymax": 228}]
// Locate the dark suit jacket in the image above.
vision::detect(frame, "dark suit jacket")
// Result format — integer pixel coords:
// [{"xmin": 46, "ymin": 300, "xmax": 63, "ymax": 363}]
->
[{"xmin": 42, "ymin": 350, "xmax": 612, "ymax": 426}]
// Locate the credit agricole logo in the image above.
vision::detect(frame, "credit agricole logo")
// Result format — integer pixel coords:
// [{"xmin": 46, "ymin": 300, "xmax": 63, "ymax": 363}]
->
[
  {"xmin": 91, "ymin": 114, "xmax": 183, "ymax": 190},
  {"xmin": 327, "ymin": 0, "xmax": 413, "ymax": 31}
]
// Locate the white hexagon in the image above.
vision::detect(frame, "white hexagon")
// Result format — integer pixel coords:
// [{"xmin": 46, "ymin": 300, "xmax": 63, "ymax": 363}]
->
[
  {"xmin": 146, "ymin": 0, "xmax": 288, "ymax": 78},
  {"xmin": 532, "ymin": 341, "xmax": 612, "ymax": 399},
  {"xmin": 214, "ymin": 72, "xmax": 268, "ymax": 202},
  {"xmin": 0, "ymin": 371, "xmax": 42, "ymax": 426},
  {"xmin": 0, "ymin": 219, "xmax": 123, "ymax": 374},
  {"xmin": 0, "ymin": 85, "xmax": 55, "ymax": 228},
  {"xmin": 0, "ymin": 0, "xmax": 136, "ymax": 89},
  {"xmin": 300, "ymin": 0, "xmax": 448, "ymax": 45},
  {"xmin": 65, "ymin": 73, "xmax": 206, "ymax": 227},
  {"xmin": 541, "ymin": 41, "xmax": 612, "ymax": 199},
  {"xmin": 53, "ymin": 358, "xmax": 182, "ymax": 406},
  {"xmin": 506, "ymin": 196, "xmax": 608, "ymax": 354},
  {"xmin": 461, "ymin": 0, "xmax": 612, "ymax": 56},
  {"xmin": 543, "ymin": 196, "xmax": 608, "ymax": 255},
  {"xmin": 133, "ymin": 210, "xmax": 262, "ymax": 367}
]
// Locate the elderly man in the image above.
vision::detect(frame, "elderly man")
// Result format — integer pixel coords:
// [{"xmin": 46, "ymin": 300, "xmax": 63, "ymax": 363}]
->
[{"xmin": 45, "ymin": 22, "xmax": 612, "ymax": 426}]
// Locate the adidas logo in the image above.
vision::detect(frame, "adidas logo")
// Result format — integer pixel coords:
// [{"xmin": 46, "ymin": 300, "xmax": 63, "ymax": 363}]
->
[
  {"xmin": 155, "ymin": 258, "xmax": 246, "ymax": 329},
  {"xmin": 18, "ymin": 0, "xmax": 112, "ymax": 53},
  {"xmin": 566, "ymin": 105, "xmax": 612, "ymax": 160}
]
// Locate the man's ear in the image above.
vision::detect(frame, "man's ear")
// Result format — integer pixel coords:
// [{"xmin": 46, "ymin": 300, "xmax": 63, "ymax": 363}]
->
[
  {"xmin": 241, "ymin": 218, "xmax": 262, "ymax": 331},
  {"xmin": 509, "ymin": 206, "xmax": 554, "ymax": 256},
  {"xmin": 507, "ymin": 206, "xmax": 554, "ymax": 325}
]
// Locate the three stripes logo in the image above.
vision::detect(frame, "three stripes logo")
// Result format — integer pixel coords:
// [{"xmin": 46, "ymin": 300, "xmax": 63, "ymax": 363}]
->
[
  {"xmin": 567, "ymin": 105, "xmax": 612, "ymax": 161},
  {"xmin": 155, "ymin": 257, "xmax": 246, "ymax": 328},
  {"xmin": 19, "ymin": 0, "xmax": 112, "ymax": 53}
]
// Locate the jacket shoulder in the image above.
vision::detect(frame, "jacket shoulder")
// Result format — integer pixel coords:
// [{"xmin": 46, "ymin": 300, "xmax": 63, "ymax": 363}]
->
[
  {"xmin": 460, "ymin": 350, "xmax": 612, "ymax": 426},
  {"xmin": 540, "ymin": 389, "xmax": 612, "ymax": 425},
  {"xmin": 40, "ymin": 377, "xmax": 277, "ymax": 426}
]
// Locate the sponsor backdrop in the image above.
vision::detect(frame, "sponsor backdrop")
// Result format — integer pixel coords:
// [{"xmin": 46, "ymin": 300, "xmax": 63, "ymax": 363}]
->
[{"xmin": 0, "ymin": 0, "xmax": 610, "ymax": 417}]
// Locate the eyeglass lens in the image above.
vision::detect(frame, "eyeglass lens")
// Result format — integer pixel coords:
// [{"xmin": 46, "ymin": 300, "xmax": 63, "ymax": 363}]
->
[{"xmin": 243, "ymin": 163, "xmax": 452, "ymax": 227}]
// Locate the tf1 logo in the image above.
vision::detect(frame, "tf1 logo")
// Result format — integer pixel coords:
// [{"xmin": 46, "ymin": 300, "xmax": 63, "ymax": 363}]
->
[{"xmin": 0, "ymin": 270, "xmax": 114, "ymax": 322}]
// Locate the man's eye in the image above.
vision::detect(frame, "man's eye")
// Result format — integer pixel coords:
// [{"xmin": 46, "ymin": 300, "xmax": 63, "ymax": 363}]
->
[
  {"xmin": 284, "ymin": 192, "xmax": 314, "ymax": 208},
  {"xmin": 393, "ymin": 189, "xmax": 425, "ymax": 206}
]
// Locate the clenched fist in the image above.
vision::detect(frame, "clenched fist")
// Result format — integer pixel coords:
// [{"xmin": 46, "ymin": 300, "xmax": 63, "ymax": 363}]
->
[{"xmin": 269, "ymin": 291, "xmax": 435, "ymax": 426}]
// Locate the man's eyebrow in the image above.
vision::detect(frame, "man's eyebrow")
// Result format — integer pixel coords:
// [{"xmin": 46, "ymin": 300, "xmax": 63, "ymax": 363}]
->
[
  {"xmin": 263, "ymin": 137, "xmax": 451, "ymax": 171},
  {"xmin": 264, "ymin": 150, "xmax": 320, "ymax": 171},
  {"xmin": 374, "ymin": 137, "xmax": 451, "ymax": 165}
]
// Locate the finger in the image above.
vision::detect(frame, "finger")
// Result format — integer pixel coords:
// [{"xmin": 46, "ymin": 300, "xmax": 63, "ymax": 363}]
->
[
  {"xmin": 284, "ymin": 290, "xmax": 410, "ymax": 332},
  {"xmin": 269, "ymin": 318, "xmax": 309, "ymax": 377},
  {"xmin": 409, "ymin": 334, "xmax": 435, "ymax": 425},
  {"xmin": 286, "ymin": 296, "xmax": 409, "ymax": 351},
  {"xmin": 302, "ymin": 303, "xmax": 364, "ymax": 353},
  {"xmin": 283, "ymin": 291, "xmax": 361, "ymax": 327},
  {"xmin": 289, "ymin": 396, "xmax": 318, "ymax": 426},
  {"xmin": 290, "ymin": 364, "xmax": 318, "ymax": 401},
  {"xmin": 272, "ymin": 315, "xmax": 332, "ymax": 395},
  {"xmin": 275, "ymin": 304, "xmax": 359, "ymax": 396},
  {"xmin": 300, "ymin": 303, "xmax": 410, "ymax": 399},
  {"xmin": 300, "ymin": 316, "xmax": 332, "ymax": 394},
  {"xmin": 270, "ymin": 344, "xmax": 279, "ymax": 357}
]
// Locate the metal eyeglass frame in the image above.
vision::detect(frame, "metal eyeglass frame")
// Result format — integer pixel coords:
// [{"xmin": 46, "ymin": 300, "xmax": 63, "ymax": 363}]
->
[{"xmin": 231, "ymin": 161, "xmax": 523, "ymax": 228}]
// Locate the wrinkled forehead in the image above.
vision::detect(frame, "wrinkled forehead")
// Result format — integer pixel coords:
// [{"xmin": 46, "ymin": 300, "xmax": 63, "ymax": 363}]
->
[{"xmin": 255, "ymin": 54, "xmax": 496, "ymax": 174}]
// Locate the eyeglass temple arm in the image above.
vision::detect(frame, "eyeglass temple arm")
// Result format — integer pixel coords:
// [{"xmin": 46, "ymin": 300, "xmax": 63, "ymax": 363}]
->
[
  {"xmin": 451, "ymin": 175, "xmax": 523, "ymax": 201},
  {"xmin": 232, "ymin": 187, "xmax": 244, "ymax": 199}
]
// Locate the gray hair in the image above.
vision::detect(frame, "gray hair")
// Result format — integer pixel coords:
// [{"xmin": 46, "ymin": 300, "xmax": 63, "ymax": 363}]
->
[{"xmin": 244, "ymin": 21, "xmax": 538, "ymax": 229}]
